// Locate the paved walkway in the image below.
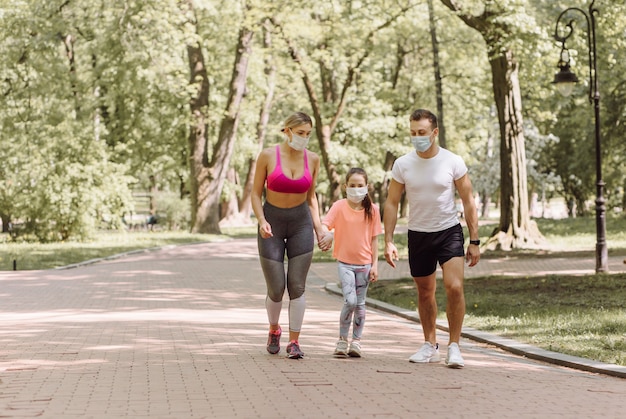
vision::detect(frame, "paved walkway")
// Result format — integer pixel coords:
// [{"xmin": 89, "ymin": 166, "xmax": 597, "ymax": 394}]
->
[{"xmin": 0, "ymin": 239, "xmax": 625, "ymax": 418}]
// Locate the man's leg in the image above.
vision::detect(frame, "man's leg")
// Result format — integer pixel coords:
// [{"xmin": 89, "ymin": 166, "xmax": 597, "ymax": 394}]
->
[
  {"xmin": 413, "ymin": 272, "xmax": 438, "ymax": 344},
  {"xmin": 440, "ymin": 256, "xmax": 465, "ymax": 344}
]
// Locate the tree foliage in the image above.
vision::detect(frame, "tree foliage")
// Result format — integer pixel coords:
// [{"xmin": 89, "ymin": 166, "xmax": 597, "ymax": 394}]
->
[{"xmin": 0, "ymin": 0, "xmax": 624, "ymax": 242}]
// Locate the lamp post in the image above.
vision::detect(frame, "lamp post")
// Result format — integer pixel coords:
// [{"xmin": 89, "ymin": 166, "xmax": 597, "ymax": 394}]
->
[{"xmin": 552, "ymin": 0, "xmax": 608, "ymax": 273}]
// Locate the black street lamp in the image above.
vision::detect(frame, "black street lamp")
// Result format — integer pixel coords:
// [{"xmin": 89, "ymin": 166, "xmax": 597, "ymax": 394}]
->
[{"xmin": 552, "ymin": 0, "xmax": 608, "ymax": 273}]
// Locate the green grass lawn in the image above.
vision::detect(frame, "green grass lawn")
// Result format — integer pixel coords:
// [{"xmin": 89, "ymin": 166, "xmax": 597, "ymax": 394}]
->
[
  {"xmin": 0, "ymin": 226, "xmax": 258, "ymax": 271},
  {"xmin": 0, "ymin": 231, "xmax": 211, "ymax": 270},
  {"xmin": 367, "ymin": 273, "xmax": 626, "ymax": 366},
  {"xmin": 364, "ymin": 215, "xmax": 626, "ymax": 367}
]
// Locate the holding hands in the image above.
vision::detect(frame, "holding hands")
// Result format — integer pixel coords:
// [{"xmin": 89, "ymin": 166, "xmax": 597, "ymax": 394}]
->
[{"xmin": 318, "ymin": 230, "xmax": 333, "ymax": 252}]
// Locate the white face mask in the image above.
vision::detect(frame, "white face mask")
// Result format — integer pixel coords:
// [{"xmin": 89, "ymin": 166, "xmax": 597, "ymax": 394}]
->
[
  {"xmin": 287, "ymin": 129, "xmax": 310, "ymax": 151},
  {"xmin": 411, "ymin": 135, "xmax": 433, "ymax": 152},
  {"xmin": 346, "ymin": 186, "xmax": 368, "ymax": 203}
]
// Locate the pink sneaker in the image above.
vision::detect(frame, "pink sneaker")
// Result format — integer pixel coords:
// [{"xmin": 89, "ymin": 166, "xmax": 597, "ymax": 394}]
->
[
  {"xmin": 266, "ymin": 327, "xmax": 281, "ymax": 354},
  {"xmin": 286, "ymin": 340, "xmax": 304, "ymax": 359}
]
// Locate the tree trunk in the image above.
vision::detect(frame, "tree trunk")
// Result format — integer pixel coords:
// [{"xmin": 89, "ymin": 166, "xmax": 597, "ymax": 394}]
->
[
  {"xmin": 238, "ymin": 19, "xmax": 275, "ymax": 223},
  {"xmin": 487, "ymin": 52, "xmax": 542, "ymax": 249},
  {"xmin": 220, "ymin": 168, "xmax": 240, "ymax": 222},
  {"xmin": 391, "ymin": 40, "xmax": 408, "ymax": 90},
  {"xmin": 427, "ymin": 0, "xmax": 446, "ymax": 148},
  {"xmin": 378, "ymin": 151, "xmax": 396, "ymax": 217},
  {"xmin": 272, "ymin": 9, "xmax": 410, "ymax": 206},
  {"xmin": 186, "ymin": 35, "xmax": 211, "ymax": 233},
  {"xmin": 275, "ymin": 26, "xmax": 343, "ymax": 204},
  {"xmin": 148, "ymin": 175, "xmax": 157, "ymax": 215},
  {"xmin": 439, "ymin": 0, "xmax": 543, "ymax": 249},
  {"xmin": 480, "ymin": 190, "xmax": 490, "ymax": 218},
  {"xmin": 61, "ymin": 33, "xmax": 79, "ymax": 112},
  {"xmin": 186, "ymin": 1, "xmax": 253, "ymax": 234},
  {"xmin": 0, "ymin": 213, "xmax": 10, "ymax": 233}
]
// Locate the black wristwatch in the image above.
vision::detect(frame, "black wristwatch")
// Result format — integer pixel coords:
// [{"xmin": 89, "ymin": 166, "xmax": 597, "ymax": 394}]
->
[{"xmin": 469, "ymin": 239, "xmax": 480, "ymax": 246}]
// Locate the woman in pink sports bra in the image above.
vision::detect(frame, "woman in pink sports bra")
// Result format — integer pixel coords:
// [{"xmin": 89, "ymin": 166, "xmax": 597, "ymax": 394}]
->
[{"xmin": 251, "ymin": 111, "xmax": 331, "ymax": 359}]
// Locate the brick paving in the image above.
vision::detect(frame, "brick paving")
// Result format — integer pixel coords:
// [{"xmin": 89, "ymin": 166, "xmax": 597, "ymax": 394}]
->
[{"xmin": 0, "ymin": 238, "xmax": 625, "ymax": 418}]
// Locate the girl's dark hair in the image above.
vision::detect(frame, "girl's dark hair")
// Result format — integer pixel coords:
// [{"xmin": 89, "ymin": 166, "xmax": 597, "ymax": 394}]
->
[{"xmin": 346, "ymin": 167, "xmax": 373, "ymax": 222}]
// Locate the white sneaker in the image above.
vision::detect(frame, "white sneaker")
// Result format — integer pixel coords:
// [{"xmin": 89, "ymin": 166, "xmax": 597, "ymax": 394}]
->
[
  {"xmin": 348, "ymin": 341, "xmax": 362, "ymax": 358},
  {"xmin": 445, "ymin": 343, "xmax": 465, "ymax": 368},
  {"xmin": 409, "ymin": 342, "xmax": 441, "ymax": 363},
  {"xmin": 334, "ymin": 339, "xmax": 348, "ymax": 356}
]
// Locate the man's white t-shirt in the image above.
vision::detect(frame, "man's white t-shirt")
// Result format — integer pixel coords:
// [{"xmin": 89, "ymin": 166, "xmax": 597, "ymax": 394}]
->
[{"xmin": 391, "ymin": 148, "xmax": 467, "ymax": 233}]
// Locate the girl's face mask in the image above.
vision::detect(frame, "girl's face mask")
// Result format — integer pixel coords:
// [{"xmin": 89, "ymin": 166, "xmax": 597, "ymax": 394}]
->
[{"xmin": 346, "ymin": 186, "xmax": 368, "ymax": 203}]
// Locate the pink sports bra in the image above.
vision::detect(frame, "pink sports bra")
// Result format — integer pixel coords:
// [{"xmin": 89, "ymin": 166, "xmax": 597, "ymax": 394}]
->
[{"xmin": 267, "ymin": 145, "xmax": 312, "ymax": 194}]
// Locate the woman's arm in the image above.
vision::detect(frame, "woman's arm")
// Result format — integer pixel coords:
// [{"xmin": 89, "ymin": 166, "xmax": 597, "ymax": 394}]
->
[
  {"xmin": 306, "ymin": 152, "xmax": 328, "ymax": 249},
  {"xmin": 251, "ymin": 149, "xmax": 272, "ymax": 238}
]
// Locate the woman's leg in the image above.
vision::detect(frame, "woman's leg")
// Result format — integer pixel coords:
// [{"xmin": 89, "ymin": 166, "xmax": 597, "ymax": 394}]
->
[
  {"xmin": 258, "ymin": 233, "xmax": 287, "ymax": 326},
  {"xmin": 285, "ymin": 252, "xmax": 313, "ymax": 342},
  {"xmin": 258, "ymin": 203, "xmax": 289, "ymax": 351},
  {"xmin": 285, "ymin": 203, "xmax": 314, "ymax": 343}
]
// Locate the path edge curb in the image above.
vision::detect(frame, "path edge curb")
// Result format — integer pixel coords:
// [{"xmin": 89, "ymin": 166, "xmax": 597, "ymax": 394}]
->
[{"xmin": 324, "ymin": 282, "xmax": 626, "ymax": 379}]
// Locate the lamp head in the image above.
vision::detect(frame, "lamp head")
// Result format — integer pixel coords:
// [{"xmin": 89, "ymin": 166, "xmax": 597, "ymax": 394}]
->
[
  {"xmin": 552, "ymin": 63, "xmax": 579, "ymax": 96},
  {"xmin": 552, "ymin": 47, "xmax": 579, "ymax": 97}
]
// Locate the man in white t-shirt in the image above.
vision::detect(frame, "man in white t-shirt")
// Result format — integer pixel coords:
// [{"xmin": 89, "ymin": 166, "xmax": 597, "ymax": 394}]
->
[{"xmin": 383, "ymin": 109, "xmax": 480, "ymax": 368}]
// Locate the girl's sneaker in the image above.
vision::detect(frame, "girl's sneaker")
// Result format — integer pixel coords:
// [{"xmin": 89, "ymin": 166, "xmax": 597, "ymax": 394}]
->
[
  {"xmin": 266, "ymin": 327, "xmax": 281, "ymax": 354},
  {"xmin": 286, "ymin": 340, "xmax": 304, "ymax": 359},
  {"xmin": 333, "ymin": 339, "xmax": 349, "ymax": 357},
  {"xmin": 348, "ymin": 341, "xmax": 362, "ymax": 358}
]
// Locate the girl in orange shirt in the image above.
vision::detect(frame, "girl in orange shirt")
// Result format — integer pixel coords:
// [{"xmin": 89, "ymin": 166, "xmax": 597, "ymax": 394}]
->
[{"xmin": 320, "ymin": 168, "xmax": 382, "ymax": 357}]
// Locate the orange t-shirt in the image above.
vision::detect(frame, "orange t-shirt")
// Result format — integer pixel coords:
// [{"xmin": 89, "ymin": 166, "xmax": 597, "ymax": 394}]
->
[{"xmin": 322, "ymin": 199, "xmax": 382, "ymax": 265}]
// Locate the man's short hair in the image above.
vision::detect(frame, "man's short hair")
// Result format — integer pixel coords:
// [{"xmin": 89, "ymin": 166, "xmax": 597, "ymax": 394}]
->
[{"xmin": 410, "ymin": 109, "xmax": 438, "ymax": 128}]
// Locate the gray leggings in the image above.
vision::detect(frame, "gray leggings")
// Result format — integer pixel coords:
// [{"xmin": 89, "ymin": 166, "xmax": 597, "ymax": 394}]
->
[
  {"xmin": 338, "ymin": 262, "xmax": 371, "ymax": 340},
  {"xmin": 258, "ymin": 201, "xmax": 314, "ymax": 332}
]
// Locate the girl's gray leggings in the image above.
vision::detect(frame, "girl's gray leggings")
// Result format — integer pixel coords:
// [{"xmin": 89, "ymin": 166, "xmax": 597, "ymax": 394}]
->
[{"xmin": 337, "ymin": 262, "xmax": 371, "ymax": 340}]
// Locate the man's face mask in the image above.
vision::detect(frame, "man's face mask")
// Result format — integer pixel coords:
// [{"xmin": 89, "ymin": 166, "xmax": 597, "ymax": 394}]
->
[{"xmin": 410, "ymin": 133, "xmax": 433, "ymax": 152}]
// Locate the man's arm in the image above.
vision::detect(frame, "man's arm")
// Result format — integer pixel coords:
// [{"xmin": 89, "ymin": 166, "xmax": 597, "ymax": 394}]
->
[
  {"xmin": 383, "ymin": 179, "xmax": 404, "ymax": 267},
  {"xmin": 455, "ymin": 173, "xmax": 480, "ymax": 266}
]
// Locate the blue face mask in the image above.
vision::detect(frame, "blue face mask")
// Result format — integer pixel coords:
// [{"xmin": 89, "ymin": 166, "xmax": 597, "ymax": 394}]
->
[{"xmin": 411, "ymin": 135, "xmax": 433, "ymax": 152}]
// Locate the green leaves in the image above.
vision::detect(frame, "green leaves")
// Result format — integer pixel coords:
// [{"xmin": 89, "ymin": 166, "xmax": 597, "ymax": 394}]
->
[{"xmin": 2, "ymin": 0, "xmax": 625, "ymax": 241}]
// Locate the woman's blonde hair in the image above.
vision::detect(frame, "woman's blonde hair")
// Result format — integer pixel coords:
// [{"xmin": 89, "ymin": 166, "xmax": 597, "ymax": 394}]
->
[{"xmin": 281, "ymin": 112, "xmax": 313, "ymax": 132}]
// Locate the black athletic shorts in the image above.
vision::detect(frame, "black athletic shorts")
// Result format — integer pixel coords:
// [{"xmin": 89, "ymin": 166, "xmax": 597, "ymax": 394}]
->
[{"xmin": 407, "ymin": 223, "xmax": 465, "ymax": 277}]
